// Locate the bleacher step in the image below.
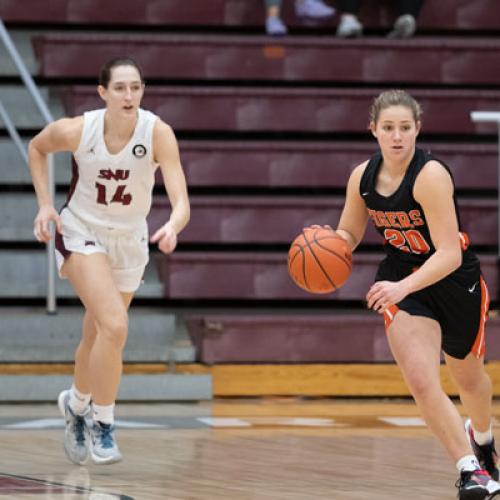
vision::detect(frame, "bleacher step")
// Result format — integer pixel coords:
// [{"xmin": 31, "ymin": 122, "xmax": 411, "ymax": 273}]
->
[
  {"xmin": 0, "ymin": 85, "xmax": 63, "ymax": 129},
  {"xmin": 0, "ymin": 30, "xmax": 37, "ymax": 77},
  {"xmin": 0, "ymin": 250, "xmax": 164, "ymax": 299},
  {"xmin": 0, "ymin": 373, "xmax": 211, "ymax": 401},
  {"xmin": 0, "ymin": 139, "xmax": 71, "ymax": 185},
  {"xmin": 3, "ymin": 193, "xmax": 497, "ymax": 246},
  {"xmin": 33, "ymin": 33, "xmax": 500, "ymax": 85},
  {"xmin": 1, "ymin": 139, "xmax": 497, "ymax": 190},
  {"xmin": 0, "ymin": 307, "xmax": 194, "ymax": 362}
]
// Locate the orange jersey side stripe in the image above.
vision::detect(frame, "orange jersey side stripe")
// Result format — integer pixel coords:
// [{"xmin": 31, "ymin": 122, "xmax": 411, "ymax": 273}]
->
[
  {"xmin": 471, "ymin": 277, "xmax": 489, "ymax": 358},
  {"xmin": 384, "ymin": 305, "xmax": 400, "ymax": 330},
  {"xmin": 459, "ymin": 232, "xmax": 470, "ymax": 251}
]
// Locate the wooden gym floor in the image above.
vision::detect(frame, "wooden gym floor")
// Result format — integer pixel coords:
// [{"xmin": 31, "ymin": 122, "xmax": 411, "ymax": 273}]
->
[{"xmin": 2, "ymin": 398, "xmax": 498, "ymax": 499}]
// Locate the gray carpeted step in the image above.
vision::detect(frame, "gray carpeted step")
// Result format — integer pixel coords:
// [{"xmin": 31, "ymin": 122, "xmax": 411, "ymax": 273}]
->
[
  {"xmin": 0, "ymin": 374, "xmax": 212, "ymax": 401},
  {"xmin": 0, "ymin": 307, "xmax": 195, "ymax": 362},
  {"xmin": 3, "ymin": 193, "xmax": 66, "ymax": 240},
  {"xmin": 0, "ymin": 30, "xmax": 38, "ymax": 77},
  {"xmin": 0, "ymin": 139, "xmax": 71, "ymax": 184},
  {"xmin": 0, "ymin": 29, "xmax": 40, "ymax": 77},
  {"xmin": 0, "ymin": 85, "xmax": 64, "ymax": 128},
  {"xmin": 0, "ymin": 250, "xmax": 164, "ymax": 299}
]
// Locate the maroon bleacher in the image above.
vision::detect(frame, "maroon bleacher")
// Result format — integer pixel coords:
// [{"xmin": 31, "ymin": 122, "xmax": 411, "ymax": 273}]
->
[
  {"xmin": 184, "ymin": 313, "xmax": 500, "ymax": 363},
  {"xmin": 7, "ymin": 0, "xmax": 500, "ymax": 370},
  {"xmin": 33, "ymin": 34, "xmax": 500, "ymax": 85},
  {"xmin": 149, "ymin": 196, "xmax": 497, "ymax": 246},
  {"xmin": 176, "ymin": 141, "xmax": 497, "ymax": 190},
  {"xmin": 153, "ymin": 253, "xmax": 499, "ymax": 301},
  {"xmin": 2, "ymin": 0, "xmax": 499, "ymax": 30},
  {"xmin": 185, "ymin": 312, "xmax": 393, "ymax": 363},
  {"xmin": 64, "ymin": 86, "xmax": 500, "ymax": 135}
]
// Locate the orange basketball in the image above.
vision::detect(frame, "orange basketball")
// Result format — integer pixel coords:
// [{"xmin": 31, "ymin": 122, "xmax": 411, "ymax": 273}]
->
[{"xmin": 288, "ymin": 226, "xmax": 352, "ymax": 294}]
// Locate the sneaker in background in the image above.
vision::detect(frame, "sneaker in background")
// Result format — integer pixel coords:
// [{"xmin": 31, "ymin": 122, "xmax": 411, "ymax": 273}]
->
[
  {"xmin": 387, "ymin": 14, "xmax": 416, "ymax": 39},
  {"xmin": 336, "ymin": 14, "xmax": 363, "ymax": 38},
  {"xmin": 266, "ymin": 15, "xmax": 288, "ymax": 36},
  {"xmin": 295, "ymin": 0, "xmax": 335, "ymax": 19}
]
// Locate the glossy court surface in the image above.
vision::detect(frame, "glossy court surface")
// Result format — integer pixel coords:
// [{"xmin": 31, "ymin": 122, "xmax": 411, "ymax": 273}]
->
[{"xmin": 2, "ymin": 399, "xmax": 497, "ymax": 499}]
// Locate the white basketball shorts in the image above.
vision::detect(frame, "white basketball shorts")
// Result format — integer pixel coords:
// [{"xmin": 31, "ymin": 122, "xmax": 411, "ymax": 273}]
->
[{"xmin": 55, "ymin": 207, "xmax": 149, "ymax": 293}]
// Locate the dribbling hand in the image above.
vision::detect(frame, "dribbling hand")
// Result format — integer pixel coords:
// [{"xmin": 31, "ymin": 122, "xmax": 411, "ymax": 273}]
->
[
  {"xmin": 150, "ymin": 221, "xmax": 177, "ymax": 254},
  {"xmin": 33, "ymin": 205, "xmax": 63, "ymax": 243}
]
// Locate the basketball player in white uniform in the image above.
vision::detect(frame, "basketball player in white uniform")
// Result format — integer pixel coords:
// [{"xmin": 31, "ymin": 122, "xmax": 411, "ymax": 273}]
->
[{"xmin": 28, "ymin": 57, "xmax": 190, "ymax": 465}]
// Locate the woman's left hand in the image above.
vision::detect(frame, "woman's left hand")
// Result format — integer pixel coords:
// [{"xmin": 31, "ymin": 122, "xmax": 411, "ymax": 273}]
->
[
  {"xmin": 366, "ymin": 280, "xmax": 409, "ymax": 314},
  {"xmin": 150, "ymin": 222, "xmax": 178, "ymax": 254}
]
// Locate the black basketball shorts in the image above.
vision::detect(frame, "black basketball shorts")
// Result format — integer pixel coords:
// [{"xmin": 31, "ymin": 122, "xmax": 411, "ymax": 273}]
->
[{"xmin": 376, "ymin": 256, "xmax": 489, "ymax": 360}]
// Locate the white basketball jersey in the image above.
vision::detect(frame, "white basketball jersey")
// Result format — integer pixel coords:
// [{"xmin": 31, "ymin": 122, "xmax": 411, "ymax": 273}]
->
[{"xmin": 69, "ymin": 108, "xmax": 158, "ymax": 231}]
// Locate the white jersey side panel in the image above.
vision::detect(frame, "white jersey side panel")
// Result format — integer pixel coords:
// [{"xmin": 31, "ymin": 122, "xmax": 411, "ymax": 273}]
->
[{"xmin": 69, "ymin": 108, "xmax": 158, "ymax": 231}]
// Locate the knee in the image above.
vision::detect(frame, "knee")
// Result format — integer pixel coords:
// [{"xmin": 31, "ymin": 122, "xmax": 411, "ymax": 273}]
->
[
  {"xmin": 95, "ymin": 312, "xmax": 128, "ymax": 350},
  {"xmin": 456, "ymin": 371, "xmax": 491, "ymax": 395},
  {"xmin": 405, "ymin": 372, "xmax": 440, "ymax": 401}
]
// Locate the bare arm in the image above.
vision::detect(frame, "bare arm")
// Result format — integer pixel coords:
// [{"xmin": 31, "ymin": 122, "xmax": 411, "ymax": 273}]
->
[
  {"xmin": 336, "ymin": 162, "xmax": 370, "ymax": 251},
  {"xmin": 399, "ymin": 161, "xmax": 462, "ymax": 292},
  {"xmin": 367, "ymin": 161, "xmax": 462, "ymax": 313},
  {"xmin": 28, "ymin": 117, "xmax": 83, "ymax": 241},
  {"xmin": 150, "ymin": 120, "xmax": 190, "ymax": 254}
]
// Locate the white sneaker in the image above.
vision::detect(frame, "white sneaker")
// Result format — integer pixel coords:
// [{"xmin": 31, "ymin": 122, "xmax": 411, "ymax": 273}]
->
[
  {"xmin": 336, "ymin": 14, "xmax": 363, "ymax": 38},
  {"xmin": 265, "ymin": 15, "xmax": 288, "ymax": 36},
  {"xmin": 91, "ymin": 421, "xmax": 123, "ymax": 465},
  {"xmin": 58, "ymin": 389, "xmax": 91, "ymax": 465},
  {"xmin": 295, "ymin": 0, "xmax": 335, "ymax": 19},
  {"xmin": 387, "ymin": 14, "xmax": 416, "ymax": 39}
]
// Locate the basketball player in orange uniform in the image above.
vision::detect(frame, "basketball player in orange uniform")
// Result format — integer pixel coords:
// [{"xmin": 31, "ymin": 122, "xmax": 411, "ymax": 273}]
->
[
  {"xmin": 28, "ymin": 57, "xmax": 190, "ymax": 465},
  {"xmin": 335, "ymin": 90, "xmax": 500, "ymax": 499}
]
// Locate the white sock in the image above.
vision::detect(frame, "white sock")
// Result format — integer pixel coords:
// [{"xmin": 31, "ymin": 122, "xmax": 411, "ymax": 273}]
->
[
  {"xmin": 457, "ymin": 455, "xmax": 481, "ymax": 472},
  {"xmin": 472, "ymin": 424, "xmax": 494, "ymax": 446},
  {"xmin": 93, "ymin": 403, "xmax": 115, "ymax": 425},
  {"xmin": 68, "ymin": 384, "xmax": 91, "ymax": 415}
]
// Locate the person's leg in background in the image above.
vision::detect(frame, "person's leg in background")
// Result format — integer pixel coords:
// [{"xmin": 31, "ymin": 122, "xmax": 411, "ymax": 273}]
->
[{"xmin": 265, "ymin": 0, "xmax": 288, "ymax": 36}]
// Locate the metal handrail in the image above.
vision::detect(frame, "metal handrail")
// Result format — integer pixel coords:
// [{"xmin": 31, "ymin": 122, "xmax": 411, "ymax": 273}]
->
[
  {"xmin": 471, "ymin": 111, "xmax": 500, "ymax": 259},
  {"xmin": 0, "ymin": 19, "xmax": 57, "ymax": 313},
  {"xmin": 0, "ymin": 99, "xmax": 28, "ymax": 164}
]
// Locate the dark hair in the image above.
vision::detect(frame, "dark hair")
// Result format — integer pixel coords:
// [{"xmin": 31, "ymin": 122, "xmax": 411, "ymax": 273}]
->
[
  {"xmin": 98, "ymin": 57, "xmax": 144, "ymax": 88},
  {"xmin": 369, "ymin": 89, "xmax": 422, "ymax": 124}
]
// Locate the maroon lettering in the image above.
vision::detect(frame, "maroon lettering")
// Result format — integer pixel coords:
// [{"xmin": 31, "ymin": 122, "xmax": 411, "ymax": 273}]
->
[
  {"xmin": 110, "ymin": 185, "xmax": 132, "ymax": 206},
  {"xmin": 95, "ymin": 182, "xmax": 107, "ymax": 205},
  {"xmin": 98, "ymin": 169, "xmax": 130, "ymax": 181},
  {"xmin": 95, "ymin": 183, "xmax": 132, "ymax": 206}
]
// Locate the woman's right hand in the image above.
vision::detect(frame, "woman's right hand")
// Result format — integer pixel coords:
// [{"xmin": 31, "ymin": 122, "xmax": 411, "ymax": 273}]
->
[{"xmin": 33, "ymin": 205, "xmax": 62, "ymax": 242}]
